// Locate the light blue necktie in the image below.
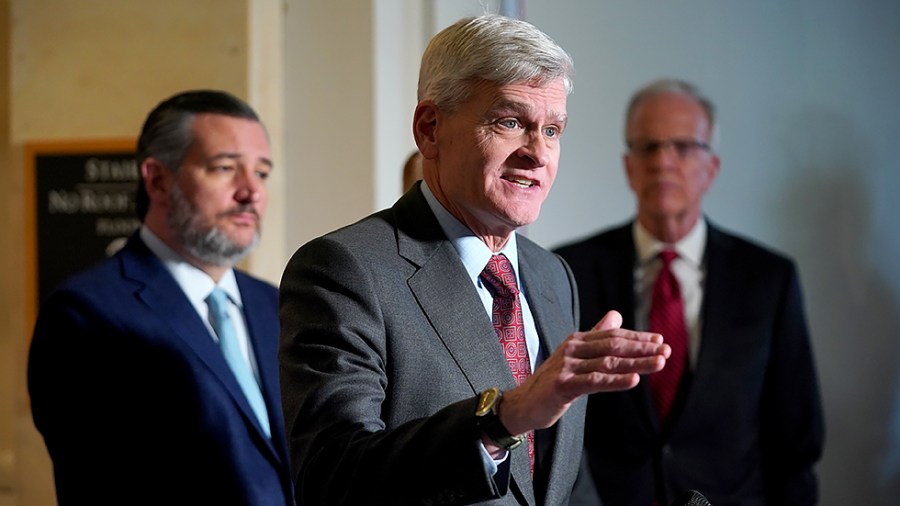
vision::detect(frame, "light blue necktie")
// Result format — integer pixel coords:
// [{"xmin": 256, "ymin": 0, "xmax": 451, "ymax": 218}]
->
[{"xmin": 206, "ymin": 288, "xmax": 271, "ymax": 438}]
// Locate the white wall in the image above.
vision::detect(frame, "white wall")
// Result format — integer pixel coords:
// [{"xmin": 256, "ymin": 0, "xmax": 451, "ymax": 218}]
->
[{"xmin": 518, "ymin": 1, "xmax": 899, "ymax": 504}]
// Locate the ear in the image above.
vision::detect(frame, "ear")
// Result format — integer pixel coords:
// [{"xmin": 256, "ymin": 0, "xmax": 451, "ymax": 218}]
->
[
  {"xmin": 413, "ymin": 101, "xmax": 440, "ymax": 160},
  {"xmin": 140, "ymin": 158, "xmax": 173, "ymax": 205},
  {"xmin": 703, "ymin": 153, "xmax": 721, "ymax": 191},
  {"xmin": 623, "ymin": 152, "xmax": 639, "ymax": 193}
]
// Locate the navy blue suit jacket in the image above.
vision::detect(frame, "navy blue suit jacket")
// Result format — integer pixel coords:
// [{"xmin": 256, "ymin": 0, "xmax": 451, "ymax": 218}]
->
[
  {"xmin": 555, "ymin": 221, "xmax": 824, "ymax": 506},
  {"xmin": 28, "ymin": 234, "xmax": 293, "ymax": 505}
]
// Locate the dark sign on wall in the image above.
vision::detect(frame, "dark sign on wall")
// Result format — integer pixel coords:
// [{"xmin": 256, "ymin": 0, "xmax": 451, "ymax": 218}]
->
[{"xmin": 27, "ymin": 140, "xmax": 139, "ymax": 308}]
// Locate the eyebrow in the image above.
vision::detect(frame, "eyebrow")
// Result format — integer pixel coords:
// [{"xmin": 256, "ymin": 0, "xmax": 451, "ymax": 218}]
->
[
  {"xmin": 486, "ymin": 98, "xmax": 568, "ymax": 127},
  {"xmin": 207, "ymin": 152, "xmax": 274, "ymax": 168}
]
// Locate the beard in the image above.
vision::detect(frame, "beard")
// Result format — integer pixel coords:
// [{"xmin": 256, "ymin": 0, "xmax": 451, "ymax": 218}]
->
[{"xmin": 166, "ymin": 183, "xmax": 260, "ymax": 267}]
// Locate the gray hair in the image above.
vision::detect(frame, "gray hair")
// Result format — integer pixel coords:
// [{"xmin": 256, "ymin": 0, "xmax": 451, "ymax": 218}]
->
[
  {"xmin": 418, "ymin": 15, "xmax": 574, "ymax": 112},
  {"xmin": 625, "ymin": 78, "xmax": 717, "ymax": 142}
]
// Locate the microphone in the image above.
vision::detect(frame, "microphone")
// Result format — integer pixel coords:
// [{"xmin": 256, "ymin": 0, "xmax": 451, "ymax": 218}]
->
[{"xmin": 670, "ymin": 489, "xmax": 712, "ymax": 506}]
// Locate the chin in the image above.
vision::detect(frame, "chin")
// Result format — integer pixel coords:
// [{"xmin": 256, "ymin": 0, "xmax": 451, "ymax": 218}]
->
[
  {"xmin": 228, "ymin": 228, "xmax": 260, "ymax": 243},
  {"xmin": 504, "ymin": 212, "xmax": 540, "ymax": 230}
]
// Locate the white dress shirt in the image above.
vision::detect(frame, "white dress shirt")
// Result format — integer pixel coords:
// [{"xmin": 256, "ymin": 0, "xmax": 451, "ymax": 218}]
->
[{"xmin": 140, "ymin": 226, "xmax": 262, "ymax": 381}]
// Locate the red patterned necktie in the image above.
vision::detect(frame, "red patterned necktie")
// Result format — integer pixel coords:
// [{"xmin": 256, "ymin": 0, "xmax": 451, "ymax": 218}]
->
[
  {"xmin": 648, "ymin": 249, "xmax": 688, "ymax": 426},
  {"xmin": 481, "ymin": 253, "xmax": 535, "ymax": 472}
]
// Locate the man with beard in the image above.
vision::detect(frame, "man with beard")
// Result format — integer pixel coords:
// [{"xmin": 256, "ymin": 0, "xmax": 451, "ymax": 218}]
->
[{"xmin": 28, "ymin": 90, "xmax": 293, "ymax": 505}]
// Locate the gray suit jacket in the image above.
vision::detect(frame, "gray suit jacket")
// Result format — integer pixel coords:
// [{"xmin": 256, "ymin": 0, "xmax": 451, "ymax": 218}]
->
[{"xmin": 279, "ymin": 185, "xmax": 585, "ymax": 505}]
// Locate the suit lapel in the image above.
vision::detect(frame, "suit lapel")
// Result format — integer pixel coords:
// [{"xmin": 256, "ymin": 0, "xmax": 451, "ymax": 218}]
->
[
  {"xmin": 407, "ymin": 247, "xmax": 517, "ymax": 393},
  {"xmin": 518, "ymin": 243, "xmax": 573, "ymax": 506},
  {"xmin": 396, "ymin": 189, "xmax": 535, "ymax": 504},
  {"xmin": 519, "ymin": 243, "xmax": 566, "ymax": 355},
  {"xmin": 120, "ymin": 237, "xmax": 282, "ymax": 461},
  {"xmin": 237, "ymin": 275, "xmax": 288, "ymax": 464},
  {"xmin": 652, "ymin": 221, "xmax": 733, "ymax": 435},
  {"xmin": 611, "ymin": 225, "xmax": 661, "ymax": 434},
  {"xmin": 676, "ymin": 223, "xmax": 731, "ymax": 426},
  {"xmin": 396, "ymin": 190, "xmax": 516, "ymax": 394}
]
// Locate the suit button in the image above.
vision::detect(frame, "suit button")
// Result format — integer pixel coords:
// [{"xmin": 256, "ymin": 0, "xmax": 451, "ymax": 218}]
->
[{"xmin": 661, "ymin": 444, "xmax": 674, "ymax": 458}]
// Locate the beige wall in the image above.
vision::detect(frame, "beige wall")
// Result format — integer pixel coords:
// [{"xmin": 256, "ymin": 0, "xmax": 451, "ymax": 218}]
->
[
  {"xmin": 2, "ymin": 1, "xmax": 283, "ymax": 503},
  {"xmin": 10, "ymin": 0, "xmax": 250, "ymax": 142},
  {"xmin": 1, "ymin": 0, "xmax": 20, "ymax": 502},
  {"xmin": 283, "ymin": 1, "xmax": 377, "ymax": 252}
]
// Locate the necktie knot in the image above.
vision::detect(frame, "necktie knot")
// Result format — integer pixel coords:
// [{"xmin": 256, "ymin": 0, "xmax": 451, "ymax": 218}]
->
[
  {"xmin": 207, "ymin": 288, "xmax": 231, "ymax": 328},
  {"xmin": 481, "ymin": 254, "xmax": 519, "ymax": 298},
  {"xmin": 659, "ymin": 249, "xmax": 678, "ymax": 266}
]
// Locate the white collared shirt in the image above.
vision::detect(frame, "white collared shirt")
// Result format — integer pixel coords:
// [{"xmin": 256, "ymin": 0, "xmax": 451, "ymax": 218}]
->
[
  {"xmin": 140, "ymin": 226, "xmax": 261, "ymax": 380},
  {"xmin": 633, "ymin": 219, "xmax": 707, "ymax": 369}
]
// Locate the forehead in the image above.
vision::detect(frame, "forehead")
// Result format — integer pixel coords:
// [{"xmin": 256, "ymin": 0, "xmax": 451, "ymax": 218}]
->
[
  {"xmin": 188, "ymin": 113, "xmax": 270, "ymax": 153},
  {"xmin": 627, "ymin": 92, "xmax": 709, "ymax": 139},
  {"xmin": 466, "ymin": 79, "xmax": 568, "ymax": 118}
]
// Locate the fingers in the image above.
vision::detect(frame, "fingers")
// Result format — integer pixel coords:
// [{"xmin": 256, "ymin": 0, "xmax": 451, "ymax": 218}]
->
[
  {"xmin": 574, "ymin": 353, "xmax": 668, "ymax": 376},
  {"xmin": 504, "ymin": 322, "xmax": 670, "ymax": 430},
  {"xmin": 561, "ymin": 336, "xmax": 667, "ymax": 371},
  {"xmin": 553, "ymin": 327, "xmax": 671, "ymax": 395},
  {"xmin": 591, "ymin": 310, "xmax": 622, "ymax": 331},
  {"xmin": 566, "ymin": 371, "xmax": 642, "ymax": 392},
  {"xmin": 572, "ymin": 327, "xmax": 667, "ymax": 350},
  {"xmin": 509, "ymin": 317, "xmax": 674, "ymax": 428},
  {"xmin": 560, "ymin": 371, "xmax": 643, "ymax": 395},
  {"xmin": 552, "ymin": 349, "xmax": 667, "ymax": 397}
]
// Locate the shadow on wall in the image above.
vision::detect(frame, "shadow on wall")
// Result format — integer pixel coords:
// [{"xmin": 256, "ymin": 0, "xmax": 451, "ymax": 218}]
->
[{"xmin": 777, "ymin": 107, "xmax": 900, "ymax": 505}]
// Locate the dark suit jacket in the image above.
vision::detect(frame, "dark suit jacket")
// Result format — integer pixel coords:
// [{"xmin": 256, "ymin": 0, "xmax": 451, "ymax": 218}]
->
[
  {"xmin": 279, "ymin": 185, "xmax": 585, "ymax": 505},
  {"xmin": 555, "ymin": 221, "xmax": 824, "ymax": 506},
  {"xmin": 28, "ymin": 234, "xmax": 293, "ymax": 505}
]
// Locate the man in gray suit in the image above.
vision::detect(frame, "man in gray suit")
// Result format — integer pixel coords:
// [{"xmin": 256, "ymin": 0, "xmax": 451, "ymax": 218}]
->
[{"xmin": 279, "ymin": 15, "xmax": 671, "ymax": 505}]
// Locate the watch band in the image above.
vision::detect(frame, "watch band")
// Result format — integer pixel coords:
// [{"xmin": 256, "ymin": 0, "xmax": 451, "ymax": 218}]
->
[{"xmin": 475, "ymin": 387, "xmax": 526, "ymax": 450}]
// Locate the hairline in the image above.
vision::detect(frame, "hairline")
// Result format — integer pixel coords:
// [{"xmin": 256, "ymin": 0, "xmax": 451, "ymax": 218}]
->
[{"xmin": 624, "ymin": 78, "xmax": 717, "ymax": 145}]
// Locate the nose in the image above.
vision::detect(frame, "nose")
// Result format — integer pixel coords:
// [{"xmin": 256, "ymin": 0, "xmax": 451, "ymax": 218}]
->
[
  {"xmin": 234, "ymin": 166, "xmax": 265, "ymax": 203},
  {"xmin": 517, "ymin": 130, "xmax": 551, "ymax": 168},
  {"xmin": 646, "ymin": 142, "xmax": 679, "ymax": 170}
]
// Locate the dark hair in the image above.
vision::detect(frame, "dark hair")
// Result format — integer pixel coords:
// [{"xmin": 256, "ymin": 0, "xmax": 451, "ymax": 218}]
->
[{"xmin": 135, "ymin": 90, "xmax": 260, "ymax": 220}]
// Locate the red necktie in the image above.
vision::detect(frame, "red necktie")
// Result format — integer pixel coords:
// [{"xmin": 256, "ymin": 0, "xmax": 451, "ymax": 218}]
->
[
  {"xmin": 648, "ymin": 250, "xmax": 688, "ymax": 426},
  {"xmin": 481, "ymin": 254, "xmax": 534, "ymax": 472}
]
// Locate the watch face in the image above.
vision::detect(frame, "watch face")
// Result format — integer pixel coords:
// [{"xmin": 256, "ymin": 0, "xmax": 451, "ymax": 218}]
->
[{"xmin": 476, "ymin": 387, "xmax": 501, "ymax": 416}]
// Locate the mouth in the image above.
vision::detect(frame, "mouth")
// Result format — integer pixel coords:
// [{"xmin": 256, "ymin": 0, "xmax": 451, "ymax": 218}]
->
[
  {"xmin": 501, "ymin": 175, "xmax": 539, "ymax": 189},
  {"xmin": 222, "ymin": 207, "xmax": 260, "ymax": 226}
]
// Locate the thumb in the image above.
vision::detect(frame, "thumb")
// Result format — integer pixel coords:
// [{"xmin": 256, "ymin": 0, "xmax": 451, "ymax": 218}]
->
[{"xmin": 592, "ymin": 310, "xmax": 623, "ymax": 331}]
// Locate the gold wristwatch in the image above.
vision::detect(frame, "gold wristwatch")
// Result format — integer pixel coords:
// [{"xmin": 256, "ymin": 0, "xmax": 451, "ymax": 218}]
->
[{"xmin": 475, "ymin": 387, "xmax": 526, "ymax": 450}]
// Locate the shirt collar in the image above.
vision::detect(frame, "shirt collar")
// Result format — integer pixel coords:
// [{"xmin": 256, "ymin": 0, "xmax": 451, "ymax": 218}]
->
[
  {"xmin": 139, "ymin": 226, "xmax": 242, "ymax": 307},
  {"xmin": 633, "ymin": 217, "xmax": 707, "ymax": 269},
  {"xmin": 420, "ymin": 182, "xmax": 522, "ymax": 289}
]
